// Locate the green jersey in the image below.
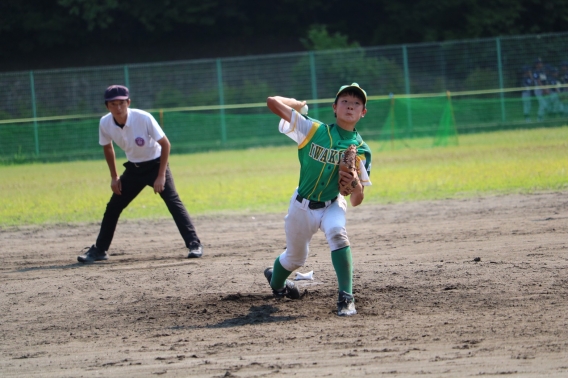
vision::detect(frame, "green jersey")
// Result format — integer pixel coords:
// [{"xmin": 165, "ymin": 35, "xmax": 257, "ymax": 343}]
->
[{"xmin": 279, "ymin": 110, "xmax": 372, "ymax": 202}]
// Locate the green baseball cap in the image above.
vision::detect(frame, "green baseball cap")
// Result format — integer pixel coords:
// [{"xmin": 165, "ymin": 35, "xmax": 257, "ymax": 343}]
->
[{"xmin": 336, "ymin": 82, "xmax": 367, "ymax": 104}]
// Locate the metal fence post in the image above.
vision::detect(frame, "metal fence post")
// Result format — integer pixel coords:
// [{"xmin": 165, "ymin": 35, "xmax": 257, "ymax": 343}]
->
[
  {"xmin": 496, "ymin": 37, "xmax": 506, "ymax": 122},
  {"xmin": 309, "ymin": 52, "xmax": 320, "ymax": 119},
  {"xmin": 216, "ymin": 58, "xmax": 227, "ymax": 144},
  {"xmin": 30, "ymin": 71, "xmax": 39, "ymax": 156},
  {"xmin": 123, "ymin": 65, "xmax": 130, "ymax": 88},
  {"xmin": 402, "ymin": 45, "xmax": 413, "ymax": 138}
]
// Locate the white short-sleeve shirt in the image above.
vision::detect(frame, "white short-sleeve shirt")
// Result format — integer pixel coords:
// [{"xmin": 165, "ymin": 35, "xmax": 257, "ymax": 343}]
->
[{"xmin": 99, "ymin": 108, "xmax": 165, "ymax": 163}]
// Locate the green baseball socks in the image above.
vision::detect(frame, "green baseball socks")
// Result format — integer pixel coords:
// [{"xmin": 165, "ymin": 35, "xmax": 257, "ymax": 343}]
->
[
  {"xmin": 270, "ymin": 247, "xmax": 353, "ymax": 294},
  {"xmin": 269, "ymin": 257, "xmax": 293, "ymax": 289},
  {"xmin": 331, "ymin": 246, "xmax": 353, "ymax": 294},
  {"xmin": 332, "ymin": 246, "xmax": 357, "ymax": 316}
]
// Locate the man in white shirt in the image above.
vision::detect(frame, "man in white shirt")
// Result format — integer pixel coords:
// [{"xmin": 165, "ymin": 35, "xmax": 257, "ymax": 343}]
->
[{"xmin": 78, "ymin": 85, "xmax": 203, "ymax": 263}]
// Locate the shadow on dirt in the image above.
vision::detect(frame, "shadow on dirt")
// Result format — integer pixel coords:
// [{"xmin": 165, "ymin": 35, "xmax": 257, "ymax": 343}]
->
[{"xmin": 207, "ymin": 304, "xmax": 302, "ymax": 328}]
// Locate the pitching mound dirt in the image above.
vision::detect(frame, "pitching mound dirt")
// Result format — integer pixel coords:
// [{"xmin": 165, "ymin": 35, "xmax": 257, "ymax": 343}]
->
[{"xmin": 1, "ymin": 192, "xmax": 567, "ymax": 377}]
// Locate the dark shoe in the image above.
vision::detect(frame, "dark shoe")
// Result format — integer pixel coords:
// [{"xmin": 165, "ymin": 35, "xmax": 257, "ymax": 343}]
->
[
  {"xmin": 187, "ymin": 242, "xmax": 203, "ymax": 258},
  {"xmin": 77, "ymin": 245, "xmax": 108, "ymax": 263},
  {"xmin": 264, "ymin": 267, "xmax": 300, "ymax": 299},
  {"xmin": 337, "ymin": 291, "xmax": 357, "ymax": 316}
]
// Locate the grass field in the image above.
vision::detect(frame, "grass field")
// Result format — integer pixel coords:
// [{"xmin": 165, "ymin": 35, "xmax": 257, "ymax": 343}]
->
[{"xmin": 1, "ymin": 126, "xmax": 567, "ymax": 227}]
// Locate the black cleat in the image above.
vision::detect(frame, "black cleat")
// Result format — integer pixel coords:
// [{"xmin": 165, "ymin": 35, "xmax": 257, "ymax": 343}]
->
[
  {"xmin": 77, "ymin": 245, "xmax": 109, "ymax": 263},
  {"xmin": 187, "ymin": 242, "xmax": 203, "ymax": 258},
  {"xmin": 337, "ymin": 290, "xmax": 357, "ymax": 316},
  {"xmin": 264, "ymin": 267, "xmax": 300, "ymax": 299}
]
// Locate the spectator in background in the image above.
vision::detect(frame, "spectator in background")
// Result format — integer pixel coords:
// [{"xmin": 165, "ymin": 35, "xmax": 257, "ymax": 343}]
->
[
  {"xmin": 560, "ymin": 62, "xmax": 568, "ymax": 85},
  {"xmin": 559, "ymin": 62, "xmax": 568, "ymax": 105},
  {"xmin": 520, "ymin": 65, "xmax": 533, "ymax": 122},
  {"xmin": 532, "ymin": 58, "xmax": 548, "ymax": 121},
  {"xmin": 545, "ymin": 66, "xmax": 564, "ymax": 116}
]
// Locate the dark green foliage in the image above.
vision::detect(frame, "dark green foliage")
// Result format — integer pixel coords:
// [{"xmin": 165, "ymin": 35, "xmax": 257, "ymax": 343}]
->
[{"xmin": 3, "ymin": 0, "xmax": 568, "ymax": 69}]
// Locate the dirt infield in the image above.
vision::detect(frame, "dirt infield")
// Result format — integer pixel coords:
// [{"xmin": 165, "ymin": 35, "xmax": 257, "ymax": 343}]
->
[{"xmin": 1, "ymin": 192, "xmax": 567, "ymax": 377}]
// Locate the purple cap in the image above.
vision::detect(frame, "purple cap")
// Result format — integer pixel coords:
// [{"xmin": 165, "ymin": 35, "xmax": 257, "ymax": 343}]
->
[{"xmin": 104, "ymin": 85, "xmax": 129, "ymax": 101}]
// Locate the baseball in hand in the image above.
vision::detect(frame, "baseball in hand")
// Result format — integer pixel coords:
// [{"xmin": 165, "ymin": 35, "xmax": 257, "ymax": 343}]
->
[{"xmin": 300, "ymin": 104, "xmax": 308, "ymax": 115}]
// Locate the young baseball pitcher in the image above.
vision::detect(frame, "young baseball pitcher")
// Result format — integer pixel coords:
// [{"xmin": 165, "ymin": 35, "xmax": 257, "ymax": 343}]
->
[{"xmin": 264, "ymin": 83, "xmax": 372, "ymax": 316}]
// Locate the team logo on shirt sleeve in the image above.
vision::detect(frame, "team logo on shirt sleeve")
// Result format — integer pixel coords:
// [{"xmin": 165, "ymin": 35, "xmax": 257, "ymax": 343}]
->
[{"xmin": 135, "ymin": 137, "xmax": 145, "ymax": 146}]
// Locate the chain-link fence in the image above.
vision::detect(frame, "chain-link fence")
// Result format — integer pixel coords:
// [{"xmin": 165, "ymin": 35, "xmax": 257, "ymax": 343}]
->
[{"xmin": 1, "ymin": 32, "xmax": 567, "ymax": 163}]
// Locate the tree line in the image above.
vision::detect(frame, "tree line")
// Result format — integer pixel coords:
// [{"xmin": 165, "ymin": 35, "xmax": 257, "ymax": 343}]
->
[{"xmin": 2, "ymin": 0, "xmax": 568, "ymax": 71}]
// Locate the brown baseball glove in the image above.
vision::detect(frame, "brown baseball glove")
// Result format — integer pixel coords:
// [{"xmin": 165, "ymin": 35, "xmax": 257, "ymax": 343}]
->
[{"xmin": 338, "ymin": 144, "xmax": 360, "ymax": 196}]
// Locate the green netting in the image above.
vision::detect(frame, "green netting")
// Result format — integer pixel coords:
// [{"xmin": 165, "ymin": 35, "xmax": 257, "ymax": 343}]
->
[
  {"xmin": 366, "ymin": 92, "xmax": 567, "ymax": 152},
  {"xmin": 0, "ymin": 111, "xmax": 287, "ymax": 164},
  {"xmin": 2, "ymin": 90, "xmax": 565, "ymax": 164},
  {"xmin": 3, "ymin": 32, "xmax": 568, "ymax": 164},
  {"xmin": 370, "ymin": 95, "xmax": 459, "ymax": 149},
  {"xmin": 373, "ymin": 96, "xmax": 450, "ymax": 150},
  {"xmin": 433, "ymin": 100, "xmax": 459, "ymax": 147}
]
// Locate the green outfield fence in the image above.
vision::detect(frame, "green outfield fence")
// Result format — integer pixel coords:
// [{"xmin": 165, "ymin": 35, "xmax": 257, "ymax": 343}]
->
[{"xmin": 2, "ymin": 32, "xmax": 568, "ymax": 164}]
